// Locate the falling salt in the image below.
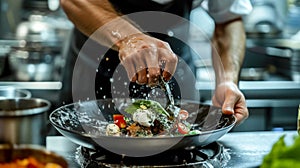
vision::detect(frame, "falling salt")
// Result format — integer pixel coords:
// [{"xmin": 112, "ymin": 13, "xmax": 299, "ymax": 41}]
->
[
  {"xmin": 96, "ymin": 69, "xmax": 98, "ymax": 72},
  {"xmin": 124, "ymin": 82, "xmax": 128, "ymax": 86},
  {"xmin": 110, "ymin": 78, "xmax": 114, "ymax": 83},
  {"xmin": 108, "ymin": 69, "xmax": 111, "ymax": 72},
  {"xmin": 103, "ymin": 95, "xmax": 106, "ymax": 99},
  {"xmin": 99, "ymin": 87, "xmax": 103, "ymax": 90}
]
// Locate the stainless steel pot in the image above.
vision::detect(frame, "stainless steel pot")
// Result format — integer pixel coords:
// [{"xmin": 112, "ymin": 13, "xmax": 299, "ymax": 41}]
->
[
  {"xmin": 0, "ymin": 98, "xmax": 51, "ymax": 145},
  {"xmin": 0, "ymin": 87, "xmax": 31, "ymax": 99}
]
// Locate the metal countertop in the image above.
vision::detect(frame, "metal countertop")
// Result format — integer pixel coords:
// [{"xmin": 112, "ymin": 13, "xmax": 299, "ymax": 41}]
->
[{"xmin": 46, "ymin": 131, "xmax": 298, "ymax": 168}]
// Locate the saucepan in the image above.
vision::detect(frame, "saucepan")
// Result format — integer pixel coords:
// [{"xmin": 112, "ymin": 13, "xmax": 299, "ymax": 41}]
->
[{"xmin": 50, "ymin": 98, "xmax": 236, "ymax": 157}]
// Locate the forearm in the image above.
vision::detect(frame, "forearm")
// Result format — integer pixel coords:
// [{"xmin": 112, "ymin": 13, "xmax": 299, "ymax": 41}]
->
[
  {"xmin": 60, "ymin": 0, "xmax": 142, "ymax": 49},
  {"xmin": 212, "ymin": 18, "xmax": 246, "ymax": 85}
]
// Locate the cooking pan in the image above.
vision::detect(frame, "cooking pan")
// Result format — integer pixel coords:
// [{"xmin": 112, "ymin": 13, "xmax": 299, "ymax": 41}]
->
[{"xmin": 49, "ymin": 98, "xmax": 236, "ymax": 157}]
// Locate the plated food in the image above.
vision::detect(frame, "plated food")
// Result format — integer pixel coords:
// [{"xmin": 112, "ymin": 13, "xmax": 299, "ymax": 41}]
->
[
  {"xmin": 105, "ymin": 99, "xmax": 200, "ymax": 137},
  {"xmin": 0, "ymin": 144, "xmax": 68, "ymax": 168},
  {"xmin": 0, "ymin": 156, "xmax": 62, "ymax": 168}
]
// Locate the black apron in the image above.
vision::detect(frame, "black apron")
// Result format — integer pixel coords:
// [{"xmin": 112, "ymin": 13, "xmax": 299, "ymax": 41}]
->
[{"xmin": 60, "ymin": 0, "xmax": 195, "ymax": 103}]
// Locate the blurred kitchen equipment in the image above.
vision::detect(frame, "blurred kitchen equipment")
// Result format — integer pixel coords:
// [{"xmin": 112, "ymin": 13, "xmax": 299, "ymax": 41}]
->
[
  {"xmin": 247, "ymin": 38, "xmax": 300, "ymax": 82},
  {"xmin": 8, "ymin": 45, "xmax": 61, "ymax": 81},
  {"xmin": 0, "ymin": 144, "xmax": 68, "ymax": 168},
  {"xmin": 285, "ymin": 0, "xmax": 300, "ymax": 35},
  {"xmin": 240, "ymin": 68, "xmax": 268, "ymax": 81},
  {"xmin": 0, "ymin": 86, "xmax": 31, "ymax": 99},
  {"xmin": 0, "ymin": 45, "xmax": 10, "ymax": 77},
  {"xmin": 243, "ymin": 0, "xmax": 288, "ymax": 36},
  {"xmin": 0, "ymin": 98, "xmax": 51, "ymax": 145},
  {"xmin": 5, "ymin": 0, "xmax": 73, "ymax": 81}
]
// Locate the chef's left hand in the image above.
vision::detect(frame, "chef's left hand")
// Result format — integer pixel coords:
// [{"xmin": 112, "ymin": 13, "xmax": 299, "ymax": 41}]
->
[{"xmin": 212, "ymin": 81, "xmax": 248, "ymax": 125}]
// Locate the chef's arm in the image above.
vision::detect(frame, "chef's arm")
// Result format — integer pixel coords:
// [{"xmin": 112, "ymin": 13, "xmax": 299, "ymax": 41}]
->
[
  {"xmin": 212, "ymin": 17, "xmax": 246, "ymax": 85},
  {"xmin": 211, "ymin": 18, "xmax": 248, "ymax": 125},
  {"xmin": 60, "ymin": 0, "xmax": 178, "ymax": 84},
  {"xmin": 60, "ymin": 0, "xmax": 142, "ymax": 49}
]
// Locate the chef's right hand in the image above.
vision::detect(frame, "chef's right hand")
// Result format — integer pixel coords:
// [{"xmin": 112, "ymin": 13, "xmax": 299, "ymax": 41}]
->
[{"xmin": 117, "ymin": 33, "xmax": 178, "ymax": 86}]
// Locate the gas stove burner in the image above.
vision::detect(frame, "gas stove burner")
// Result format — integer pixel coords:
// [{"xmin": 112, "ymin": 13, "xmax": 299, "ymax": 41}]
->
[{"xmin": 75, "ymin": 142, "xmax": 230, "ymax": 168}]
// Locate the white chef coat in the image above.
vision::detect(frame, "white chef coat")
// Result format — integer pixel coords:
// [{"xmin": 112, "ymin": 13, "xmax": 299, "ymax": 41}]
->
[{"xmin": 152, "ymin": 0, "xmax": 252, "ymax": 23}]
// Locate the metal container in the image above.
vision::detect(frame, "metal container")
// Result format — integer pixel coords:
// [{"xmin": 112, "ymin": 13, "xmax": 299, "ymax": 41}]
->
[
  {"xmin": 243, "ymin": 0, "xmax": 288, "ymax": 36},
  {"xmin": 8, "ymin": 47, "xmax": 60, "ymax": 81},
  {"xmin": 0, "ymin": 87, "xmax": 31, "ymax": 99},
  {"xmin": 247, "ymin": 38, "xmax": 300, "ymax": 82},
  {"xmin": 0, "ymin": 98, "xmax": 51, "ymax": 145},
  {"xmin": 0, "ymin": 45, "xmax": 10, "ymax": 77},
  {"xmin": 0, "ymin": 144, "xmax": 68, "ymax": 168}
]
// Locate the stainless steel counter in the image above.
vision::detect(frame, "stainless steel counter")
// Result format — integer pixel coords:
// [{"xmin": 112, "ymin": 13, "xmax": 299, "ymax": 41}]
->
[{"xmin": 46, "ymin": 131, "xmax": 298, "ymax": 168}]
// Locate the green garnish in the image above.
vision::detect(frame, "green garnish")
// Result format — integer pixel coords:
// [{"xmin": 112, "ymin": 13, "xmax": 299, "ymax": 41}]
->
[
  {"xmin": 124, "ymin": 99, "xmax": 170, "ymax": 117},
  {"xmin": 261, "ymin": 134, "xmax": 300, "ymax": 168}
]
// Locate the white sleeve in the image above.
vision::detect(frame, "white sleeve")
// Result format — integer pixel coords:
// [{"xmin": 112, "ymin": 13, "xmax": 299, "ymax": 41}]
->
[{"xmin": 207, "ymin": 0, "xmax": 252, "ymax": 23}]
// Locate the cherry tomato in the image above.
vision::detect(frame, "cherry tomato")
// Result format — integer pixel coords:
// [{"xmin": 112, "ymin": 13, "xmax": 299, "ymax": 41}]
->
[
  {"xmin": 177, "ymin": 122, "xmax": 190, "ymax": 134},
  {"xmin": 178, "ymin": 109, "xmax": 189, "ymax": 120},
  {"xmin": 113, "ymin": 114, "xmax": 127, "ymax": 129}
]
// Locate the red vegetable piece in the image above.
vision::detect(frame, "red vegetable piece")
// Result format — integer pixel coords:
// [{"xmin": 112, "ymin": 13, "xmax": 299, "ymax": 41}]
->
[
  {"xmin": 113, "ymin": 114, "xmax": 127, "ymax": 128},
  {"xmin": 178, "ymin": 109, "xmax": 189, "ymax": 120},
  {"xmin": 177, "ymin": 122, "xmax": 190, "ymax": 134}
]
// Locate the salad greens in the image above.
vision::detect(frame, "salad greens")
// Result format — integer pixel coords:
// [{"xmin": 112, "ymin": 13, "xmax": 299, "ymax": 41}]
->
[
  {"xmin": 261, "ymin": 134, "xmax": 300, "ymax": 168},
  {"xmin": 124, "ymin": 99, "xmax": 170, "ymax": 117}
]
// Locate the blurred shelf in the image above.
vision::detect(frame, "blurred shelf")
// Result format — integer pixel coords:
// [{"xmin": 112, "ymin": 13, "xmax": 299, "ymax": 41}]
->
[{"xmin": 0, "ymin": 81, "xmax": 62, "ymax": 90}]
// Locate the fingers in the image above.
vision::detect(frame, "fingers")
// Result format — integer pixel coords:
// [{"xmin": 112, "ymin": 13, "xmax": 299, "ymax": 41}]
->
[
  {"xmin": 221, "ymin": 95, "xmax": 236, "ymax": 115},
  {"xmin": 119, "ymin": 36, "xmax": 178, "ymax": 86},
  {"xmin": 147, "ymin": 67, "xmax": 160, "ymax": 86},
  {"xmin": 121, "ymin": 57, "xmax": 137, "ymax": 82},
  {"xmin": 213, "ymin": 82, "xmax": 249, "ymax": 125},
  {"xmin": 158, "ymin": 43, "xmax": 178, "ymax": 82}
]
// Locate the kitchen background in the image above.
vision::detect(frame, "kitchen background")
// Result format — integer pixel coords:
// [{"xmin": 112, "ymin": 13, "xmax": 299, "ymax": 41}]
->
[{"xmin": 0, "ymin": 0, "xmax": 299, "ymax": 134}]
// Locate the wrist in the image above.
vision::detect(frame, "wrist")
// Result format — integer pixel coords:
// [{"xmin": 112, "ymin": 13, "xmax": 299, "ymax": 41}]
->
[{"xmin": 93, "ymin": 17, "xmax": 142, "ymax": 50}]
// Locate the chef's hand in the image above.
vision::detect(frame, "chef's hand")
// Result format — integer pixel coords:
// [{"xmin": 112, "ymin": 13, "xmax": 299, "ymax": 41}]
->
[
  {"xmin": 116, "ymin": 33, "xmax": 178, "ymax": 86},
  {"xmin": 212, "ymin": 81, "xmax": 249, "ymax": 125}
]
